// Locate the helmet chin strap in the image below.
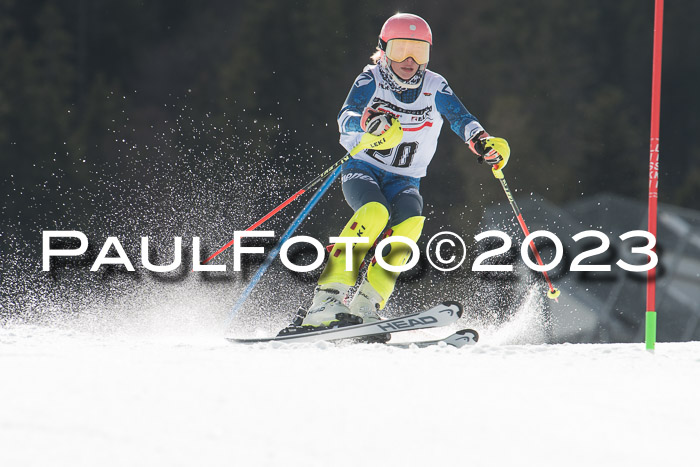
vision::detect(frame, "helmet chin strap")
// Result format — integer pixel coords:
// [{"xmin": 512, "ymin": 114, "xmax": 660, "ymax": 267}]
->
[{"xmin": 378, "ymin": 54, "xmax": 426, "ymax": 92}]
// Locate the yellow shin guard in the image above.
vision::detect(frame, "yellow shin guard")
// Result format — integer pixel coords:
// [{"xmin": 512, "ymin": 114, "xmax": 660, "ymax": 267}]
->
[
  {"xmin": 318, "ymin": 202, "xmax": 389, "ymax": 287},
  {"xmin": 367, "ymin": 215, "xmax": 425, "ymax": 308}
]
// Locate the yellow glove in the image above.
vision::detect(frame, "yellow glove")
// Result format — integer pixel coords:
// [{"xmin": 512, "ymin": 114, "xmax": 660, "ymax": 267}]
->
[
  {"xmin": 351, "ymin": 117, "xmax": 403, "ymax": 156},
  {"xmin": 468, "ymin": 131, "xmax": 510, "ymax": 171},
  {"xmin": 361, "ymin": 108, "xmax": 393, "ymax": 135}
]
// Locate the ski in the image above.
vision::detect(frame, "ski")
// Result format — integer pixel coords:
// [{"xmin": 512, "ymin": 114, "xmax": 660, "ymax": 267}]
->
[
  {"xmin": 385, "ymin": 328, "xmax": 479, "ymax": 349},
  {"xmin": 226, "ymin": 301, "xmax": 463, "ymax": 344}
]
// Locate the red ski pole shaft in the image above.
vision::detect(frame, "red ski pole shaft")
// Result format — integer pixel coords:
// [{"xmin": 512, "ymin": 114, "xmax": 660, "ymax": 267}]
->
[
  {"xmin": 201, "ymin": 152, "xmax": 351, "ymax": 265},
  {"xmin": 493, "ymin": 168, "xmax": 560, "ymax": 300},
  {"xmin": 200, "ymin": 119, "xmax": 405, "ymax": 266}
]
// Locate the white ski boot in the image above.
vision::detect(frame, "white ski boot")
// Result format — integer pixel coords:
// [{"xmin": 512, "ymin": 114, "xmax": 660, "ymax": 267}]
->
[
  {"xmin": 301, "ymin": 283, "xmax": 352, "ymax": 328},
  {"xmin": 347, "ymin": 281, "xmax": 388, "ymax": 342},
  {"xmin": 348, "ymin": 281, "xmax": 383, "ymax": 324}
]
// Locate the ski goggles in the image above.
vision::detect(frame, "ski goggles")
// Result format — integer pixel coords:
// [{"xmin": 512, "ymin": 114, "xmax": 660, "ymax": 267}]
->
[{"xmin": 384, "ymin": 39, "xmax": 430, "ymax": 65}]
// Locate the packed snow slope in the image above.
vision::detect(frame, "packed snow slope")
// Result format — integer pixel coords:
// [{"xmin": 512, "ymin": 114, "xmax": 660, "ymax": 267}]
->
[{"xmin": 1, "ymin": 324, "xmax": 699, "ymax": 467}]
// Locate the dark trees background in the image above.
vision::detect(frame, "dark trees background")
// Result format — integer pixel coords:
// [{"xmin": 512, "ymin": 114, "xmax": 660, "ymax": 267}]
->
[{"xmin": 2, "ymin": 0, "xmax": 698, "ymax": 236}]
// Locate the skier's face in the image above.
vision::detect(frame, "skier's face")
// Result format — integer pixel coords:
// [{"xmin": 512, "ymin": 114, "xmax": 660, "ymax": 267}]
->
[{"xmin": 390, "ymin": 57, "xmax": 419, "ymax": 80}]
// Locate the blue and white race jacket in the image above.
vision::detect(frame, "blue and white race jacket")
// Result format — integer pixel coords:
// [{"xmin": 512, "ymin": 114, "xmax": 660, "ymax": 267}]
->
[{"xmin": 338, "ymin": 64, "xmax": 485, "ymax": 178}]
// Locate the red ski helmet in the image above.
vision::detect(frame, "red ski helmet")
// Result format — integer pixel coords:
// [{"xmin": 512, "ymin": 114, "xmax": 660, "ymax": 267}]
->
[
  {"xmin": 377, "ymin": 13, "xmax": 432, "ymax": 89},
  {"xmin": 379, "ymin": 13, "xmax": 433, "ymax": 47}
]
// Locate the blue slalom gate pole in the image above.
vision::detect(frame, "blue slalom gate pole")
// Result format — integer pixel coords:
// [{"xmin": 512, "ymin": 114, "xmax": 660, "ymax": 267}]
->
[{"xmin": 228, "ymin": 166, "xmax": 341, "ymax": 323}]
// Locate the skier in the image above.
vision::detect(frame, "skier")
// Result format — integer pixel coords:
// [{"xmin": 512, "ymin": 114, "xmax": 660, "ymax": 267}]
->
[{"xmin": 300, "ymin": 13, "xmax": 510, "ymax": 329}]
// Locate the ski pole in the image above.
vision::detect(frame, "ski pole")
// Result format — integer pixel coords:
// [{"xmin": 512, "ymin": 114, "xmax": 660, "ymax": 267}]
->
[
  {"xmin": 202, "ymin": 152, "xmax": 350, "ymax": 265},
  {"xmin": 228, "ymin": 166, "xmax": 341, "ymax": 323},
  {"xmin": 492, "ymin": 167, "xmax": 561, "ymax": 301},
  {"xmin": 201, "ymin": 120, "xmax": 403, "ymax": 265}
]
